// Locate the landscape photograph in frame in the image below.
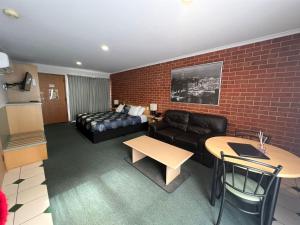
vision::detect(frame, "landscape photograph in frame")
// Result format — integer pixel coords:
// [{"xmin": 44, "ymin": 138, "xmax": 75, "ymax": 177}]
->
[{"xmin": 171, "ymin": 61, "xmax": 223, "ymax": 105}]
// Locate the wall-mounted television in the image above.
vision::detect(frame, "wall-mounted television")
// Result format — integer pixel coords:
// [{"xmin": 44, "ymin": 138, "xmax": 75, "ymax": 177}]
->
[{"xmin": 20, "ymin": 72, "xmax": 32, "ymax": 91}]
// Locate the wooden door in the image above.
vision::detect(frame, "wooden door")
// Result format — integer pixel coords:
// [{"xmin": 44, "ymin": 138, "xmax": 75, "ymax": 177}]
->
[{"xmin": 38, "ymin": 73, "xmax": 68, "ymax": 125}]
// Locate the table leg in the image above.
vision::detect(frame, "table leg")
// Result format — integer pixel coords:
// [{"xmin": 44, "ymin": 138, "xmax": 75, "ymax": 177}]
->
[
  {"xmin": 166, "ymin": 166, "xmax": 181, "ymax": 185},
  {"xmin": 210, "ymin": 157, "xmax": 219, "ymax": 206},
  {"xmin": 265, "ymin": 177, "xmax": 281, "ymax": 225},
  {"xmin": 132, "ymin": 148, "xmax": 146, "ymax": 163}
]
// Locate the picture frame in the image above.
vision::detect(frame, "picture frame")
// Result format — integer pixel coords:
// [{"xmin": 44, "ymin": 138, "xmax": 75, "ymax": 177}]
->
[{"xmin": 171, "ymin": 61, "xmax": 223, "ymax": 105}]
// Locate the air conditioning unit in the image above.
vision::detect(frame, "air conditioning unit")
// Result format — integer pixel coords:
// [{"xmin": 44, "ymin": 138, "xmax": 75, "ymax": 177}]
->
[{"xmin": 0, "ymin": 52, "xmax": 13, "ymax": 74}]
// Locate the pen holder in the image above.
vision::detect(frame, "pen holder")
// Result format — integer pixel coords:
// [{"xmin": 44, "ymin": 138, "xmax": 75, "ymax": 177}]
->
[{"xmin": 258, "ymin": 143, "xmax": 266, "ymax": 154}]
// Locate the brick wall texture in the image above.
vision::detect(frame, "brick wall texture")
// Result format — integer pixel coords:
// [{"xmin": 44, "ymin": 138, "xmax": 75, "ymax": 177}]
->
[{"xmin": 111, "ymin": 34, "xmax": 300, "ymax": 156}]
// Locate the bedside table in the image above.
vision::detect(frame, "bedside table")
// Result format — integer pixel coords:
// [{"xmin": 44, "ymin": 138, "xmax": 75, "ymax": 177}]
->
[{"xmin": 147, "ymin": 115, "xmax": 163, "ymax": 124}]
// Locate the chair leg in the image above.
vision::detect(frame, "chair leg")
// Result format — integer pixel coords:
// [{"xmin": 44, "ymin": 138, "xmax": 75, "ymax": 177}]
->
[
  {"xmin": 260, "ymin": 199, "xmax": 266, "ymax": 225},
  {"xmin": 216, "ymin": 186, "xmax": 226, "ymax": 225},
  {"xmin": 216, "ymin": 165, "xmax": 223, "ymax": 199}
]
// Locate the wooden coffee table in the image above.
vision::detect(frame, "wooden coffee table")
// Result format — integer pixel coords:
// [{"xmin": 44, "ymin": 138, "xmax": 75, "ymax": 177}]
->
[{"xmin": 124, "ymin": 135, "xmax": 193, "ymax": 185}]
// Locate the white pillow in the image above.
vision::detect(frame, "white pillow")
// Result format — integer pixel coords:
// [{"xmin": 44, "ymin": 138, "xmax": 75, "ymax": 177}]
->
[
  {"xmin": 128, "ymin": 106, "xmax": 140, "ymax": 116},
  {"xmin": 115, "ymin": 104, "xmax": 125, "ymax": 113},
  {"xmin": 136, "ymin": 107, "xmax": 145, "ymax": 116}
]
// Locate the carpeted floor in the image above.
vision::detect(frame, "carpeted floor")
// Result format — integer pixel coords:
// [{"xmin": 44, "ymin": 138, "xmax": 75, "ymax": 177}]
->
[{"xmin": 44, "ymin": 123, "xmax": 257, "ymax": 225}]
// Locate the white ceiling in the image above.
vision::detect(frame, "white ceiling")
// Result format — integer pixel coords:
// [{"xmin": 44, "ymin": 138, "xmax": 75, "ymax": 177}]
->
[{"xmin": 0, "ymin": 0, "xmax": 300, "ymax": 73}]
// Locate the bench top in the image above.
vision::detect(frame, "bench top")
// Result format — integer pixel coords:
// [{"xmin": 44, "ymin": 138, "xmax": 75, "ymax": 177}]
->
[
  {"xmin": 123, "ymin": 135, "xmax": 193, "ymax": 169},
  {"xmin": 4, "ymin": 131, "xmax": 46, "ymax": 151}
]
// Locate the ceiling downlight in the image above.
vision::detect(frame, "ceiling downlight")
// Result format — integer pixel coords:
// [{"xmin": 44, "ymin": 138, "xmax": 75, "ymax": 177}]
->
[
  {"xmin": 101, "ymin": 44, "xmax": 109, "ymax": 52},
  {"xmin": 3, "ymin": 8, "xmax": 20, "ymax": 19}
]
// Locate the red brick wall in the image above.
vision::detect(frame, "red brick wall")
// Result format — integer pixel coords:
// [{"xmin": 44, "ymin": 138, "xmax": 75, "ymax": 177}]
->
[{"xmin": 111, "ymin": 34, "xmax": 300, "ymax": 156}]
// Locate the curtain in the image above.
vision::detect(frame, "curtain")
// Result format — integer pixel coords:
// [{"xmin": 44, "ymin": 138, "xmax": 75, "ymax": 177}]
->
[{"xmin": 68, "ymin": 75, "xmax": 110, "ymax": 120}]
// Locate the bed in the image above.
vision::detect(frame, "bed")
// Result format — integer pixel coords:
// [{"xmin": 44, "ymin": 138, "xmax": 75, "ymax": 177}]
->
[{"xmin": 76, "ymin": 110, "xmax": 148, "ymax": 143}]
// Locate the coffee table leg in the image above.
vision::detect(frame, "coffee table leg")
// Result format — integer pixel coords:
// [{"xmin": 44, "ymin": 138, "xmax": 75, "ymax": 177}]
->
[
  {"xmin": 132, "ymin": 148, "xmax": 146, "ymax": 163},
  {"xmin": 166, "ymin": 166, "xmax": 181, "ymax": 185}
]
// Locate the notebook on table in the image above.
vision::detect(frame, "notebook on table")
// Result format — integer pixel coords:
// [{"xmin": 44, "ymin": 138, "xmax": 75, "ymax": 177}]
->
[{"xmin": 227, "ymin": 142, "xmax": 270, "ymax": 160}]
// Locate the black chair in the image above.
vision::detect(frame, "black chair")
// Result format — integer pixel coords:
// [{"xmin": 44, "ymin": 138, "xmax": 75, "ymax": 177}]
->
[
  {"xmin": 234, "ymin": 129, "xmax": 271, "ymax": 144},
  {"xmin": 215, "ymin": 152, "xmax": 282, "ymax": 225}
]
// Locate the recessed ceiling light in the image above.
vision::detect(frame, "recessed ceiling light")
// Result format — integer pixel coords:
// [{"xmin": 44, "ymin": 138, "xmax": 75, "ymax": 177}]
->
[
  {"xmin": 76, "ymin": 61, "xmax": 82, "ymax": 66},
  {"xmin": 181, "ymin": 0, "xmax": 193, "ymax": 4},
  {"xmin": 3, "ymin": 8, "xmax": 20, "ymax": 19},
  {"xmin": 101, "ymin": 44, "xmax": 109, "ymax": 52}
]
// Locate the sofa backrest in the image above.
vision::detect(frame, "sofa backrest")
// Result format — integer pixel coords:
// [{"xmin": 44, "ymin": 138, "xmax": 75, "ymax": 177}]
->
[
  {"xmin": 187, "ymin": 112, "xmax": 227, "ymax": 135},
  {"xmin": 164, "ymin": 110, "xmax": 189, "ymax": 131}
]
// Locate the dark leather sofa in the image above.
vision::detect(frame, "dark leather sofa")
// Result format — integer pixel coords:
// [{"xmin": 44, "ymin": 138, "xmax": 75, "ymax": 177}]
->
[{"xmin": 149, "ymin": 110, "xmax": 227, "ymax": 167}]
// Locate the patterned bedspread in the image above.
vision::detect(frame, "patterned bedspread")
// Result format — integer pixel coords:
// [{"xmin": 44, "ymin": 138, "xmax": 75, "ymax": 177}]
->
[{"xmin": 76, "ymin": 111, "xmax": 142, "ymax": 133}]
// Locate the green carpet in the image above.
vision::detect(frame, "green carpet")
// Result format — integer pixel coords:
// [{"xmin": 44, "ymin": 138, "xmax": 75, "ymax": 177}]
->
[{"xmin": 44, "ymin": 123, "xmax": 257, "ymax": 225}]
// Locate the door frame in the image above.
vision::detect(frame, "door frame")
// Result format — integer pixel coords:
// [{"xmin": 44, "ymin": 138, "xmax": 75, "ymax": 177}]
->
[{"xmin": 38, "ymin": 73, "xmax": 70, "ymax": 123}]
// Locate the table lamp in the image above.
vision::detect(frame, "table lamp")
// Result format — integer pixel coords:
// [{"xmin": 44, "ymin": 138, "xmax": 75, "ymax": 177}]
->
[
  {"xmin": 150, "ymin": 103, "xmax": 157, "ymax": 116},
  {"xmin": 113, "ymin": 100, "xmax": 119, "ymax": 107}
]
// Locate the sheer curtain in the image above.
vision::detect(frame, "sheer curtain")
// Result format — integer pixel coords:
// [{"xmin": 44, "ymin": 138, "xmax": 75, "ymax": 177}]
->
[{"xmin": 68, "ymin": 75, "xmax": 110, "ymax": 120}]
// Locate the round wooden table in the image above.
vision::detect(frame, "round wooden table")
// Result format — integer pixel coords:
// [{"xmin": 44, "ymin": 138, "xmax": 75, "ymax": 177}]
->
[{"xmin": 205, "ymin": 136, "xmax": 300, "ymax": 225}]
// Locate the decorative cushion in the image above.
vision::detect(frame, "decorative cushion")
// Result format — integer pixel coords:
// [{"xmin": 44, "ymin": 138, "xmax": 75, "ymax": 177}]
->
[
  {"xmin": 115, "ymin": 104, "xmax": 125, "ymax": 113},
  {"xmin": 136, "ymin": 107, "xmax": 145, "ymax": 116},
  {"xmin": 128, "ymin": 106, "xmax": 140, "ymax": 116},
  {"xmin": 123, "ymin": 105, "xmax": 130, "ymax": 114}
]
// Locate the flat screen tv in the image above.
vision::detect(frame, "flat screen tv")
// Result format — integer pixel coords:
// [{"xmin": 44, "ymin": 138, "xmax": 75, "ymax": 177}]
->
[{"xmin": 20, "ymin": 72, "xmax": 32, "ymax": 91}]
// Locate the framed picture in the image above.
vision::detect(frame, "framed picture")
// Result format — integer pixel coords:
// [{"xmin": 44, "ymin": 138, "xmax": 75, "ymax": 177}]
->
[
  {"xmin": 171, "ymin": 61, "xmax": 223, "ymax": 105},
  {"xmin": 49, "ymin": 88, "xmax": 59, "ymax": 100}
]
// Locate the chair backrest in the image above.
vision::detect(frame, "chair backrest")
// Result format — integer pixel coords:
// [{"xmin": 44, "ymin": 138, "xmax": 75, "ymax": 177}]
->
[
  {"xmin": 221, "ymin": 152, "xmax": 282, "ymax": 199},
  {"xmin": 234, "ymin": 129, "xmax": 271, "ymax": 144}
]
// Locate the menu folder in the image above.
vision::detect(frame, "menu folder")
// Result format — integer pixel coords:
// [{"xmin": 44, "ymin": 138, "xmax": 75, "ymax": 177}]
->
[{"xmin": 227, "ymin": 142, "xmax": 270, "ymax": 160}]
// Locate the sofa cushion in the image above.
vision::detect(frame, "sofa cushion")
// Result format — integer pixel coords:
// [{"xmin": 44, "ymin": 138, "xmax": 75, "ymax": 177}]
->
[
  {"xmin": 174, "ymin": 133, "xmax": 200, "ymax": 151},
  {"xmin": 188, "ymin": 113, "xmax": 227, "ymax": 134},
  {"xmin": 164, "ymin": 110, "xmax": 189, "ymax": 131},
  {"xmin": 187, "ymin": 126, "xmax": 211, "ymax": 135},
  {"xmin": 156, "ymin": 128, "xmax": 185, "ymax": 143}
]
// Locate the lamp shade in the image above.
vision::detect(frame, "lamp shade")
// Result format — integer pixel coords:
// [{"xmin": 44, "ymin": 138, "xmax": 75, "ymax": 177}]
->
[
  {"xmin": 113, "ymin": 100, "xmax": 119, "ymax": 105},
  {"xmin": 150, "ymin": 103, "xmax": 157, "ymax": 111}
]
